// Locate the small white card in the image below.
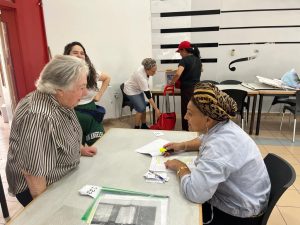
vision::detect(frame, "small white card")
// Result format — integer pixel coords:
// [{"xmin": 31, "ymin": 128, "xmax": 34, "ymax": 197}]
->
[
  {"xmin": 153, "ymin": 131, "xmax": 164, "ymax": 137},
  {"xmin": 79, "ymin": 185, "xmax": 101, "ymax": 198}
]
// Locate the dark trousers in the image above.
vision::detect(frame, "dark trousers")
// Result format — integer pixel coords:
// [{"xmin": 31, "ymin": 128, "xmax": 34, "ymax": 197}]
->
[
  {"xmin": 180, "ymin": 86, "xmax": 194, "ymax": 131},
  {"xmin": 16, "ymin": 189, "xmax": 33, "ymax": 207},
  {"xmin": 202, "ymin": 202, "xmax": 263, "ymax": 225}
]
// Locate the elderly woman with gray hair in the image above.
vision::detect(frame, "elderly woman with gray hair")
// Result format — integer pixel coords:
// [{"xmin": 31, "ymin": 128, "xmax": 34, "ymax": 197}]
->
[
  {"xmin": 6, "ymin": 55, "xmax": 96, "ymax": 207},
  {"xmin": 124, "ymin": 58, "xmax": 161, "ymax": 129},
  {"xmin": 164, "ymin": 82, "xmax": 271, "ymax": 225}
]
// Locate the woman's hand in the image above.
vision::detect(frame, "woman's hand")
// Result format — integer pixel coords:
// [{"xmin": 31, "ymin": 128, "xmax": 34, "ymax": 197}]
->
[
  {"xmin": 81, "ymin": 146, "xmax": 97, "ymax": 157},
  {"xmin": 164, "ymin": 159, "xmax": 186, "ymax": 171},
  {"xmin": 155, "ymin": 108, "xmax": 161, "ymax": 118},
  {"xmin": 165, "ymin": 159, "xmax": 191, "ymax": 178},
  {"xmin": 163, "ymin": 142, "xmax": 186, "ymax": 156}
]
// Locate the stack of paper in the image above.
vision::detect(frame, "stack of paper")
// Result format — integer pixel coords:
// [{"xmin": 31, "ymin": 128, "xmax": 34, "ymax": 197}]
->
[{"xmin": 135, "ymin": 138, "xmax": 197, "ymax": 184}]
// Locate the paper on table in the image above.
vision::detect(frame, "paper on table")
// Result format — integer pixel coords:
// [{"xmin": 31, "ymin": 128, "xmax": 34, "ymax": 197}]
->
[
  {"xmin": 149, "ymin": 155, "xmax": 197, "ymax": 172},
  {"xmin": 135, "ymin": 138, "xmax": 170, "ymax": 156}
]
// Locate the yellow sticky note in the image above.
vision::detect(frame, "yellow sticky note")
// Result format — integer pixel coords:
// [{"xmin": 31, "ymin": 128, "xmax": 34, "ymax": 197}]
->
[{"xmin": 160, "ymin": 147, "xmax": 167, "ymax": 153}]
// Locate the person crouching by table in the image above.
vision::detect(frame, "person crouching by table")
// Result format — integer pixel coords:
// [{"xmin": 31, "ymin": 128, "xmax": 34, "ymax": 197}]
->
[
  {"xmin": 5, "ymin": 55, "xmax": 97, "ymax": 207},
  {"xmin": 164, "ymin": 82, "xmax": 271, "ymax": 225}
]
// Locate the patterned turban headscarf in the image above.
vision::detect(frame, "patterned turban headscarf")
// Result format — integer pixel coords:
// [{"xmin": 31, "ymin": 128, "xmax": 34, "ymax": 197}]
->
[{"xmin": 191, "ymin": 82, "xmax": 237, "ymax": 121}]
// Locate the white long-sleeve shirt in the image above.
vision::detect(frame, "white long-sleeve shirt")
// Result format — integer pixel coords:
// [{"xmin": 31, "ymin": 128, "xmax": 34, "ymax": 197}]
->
[{"xmin": 181, "ymin": 120, "xmax": 271, "ymax": 218}]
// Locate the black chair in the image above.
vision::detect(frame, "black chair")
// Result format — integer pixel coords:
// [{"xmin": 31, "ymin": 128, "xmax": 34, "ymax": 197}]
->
[
  {"xmin": 120, "ymin": 83, "xmax": 151, "ymax": 121},
  {"xmin": 201, "ymin": 80, "xmax": 219, "ymax": 84},
  {"xmin": 267, "ymin": 95, "xmax": 296, "ymax": 113},
  {"xmin": 120, "ymin": 83, "xmax": 134, "ymax": 117},
  {"xmin": 220, "ymin": 80, "xmax": 242, "ymax": 85},
  {"xmin": 222, "ymin": 89, "xmax": 248, "ymax": 129},
  {"xmin": 260, "ymin": 153, "xmax": 296, "ymax": 225},
  {"xmin": 0, "ymin": 175, "xmax": 9, "ymax": 220},
  {"xmin": 220, "ymin": 80, "xmax": 250, "ymax": 124},
  {"xmin": 280, "ymin": 91, "xmax": 300, "ymax": 142}
]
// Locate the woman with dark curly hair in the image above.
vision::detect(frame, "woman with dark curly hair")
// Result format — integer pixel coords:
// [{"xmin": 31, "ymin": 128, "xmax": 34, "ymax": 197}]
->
[{"xmin": 64, "ymin": 41, "xmax": 111, "ymax": 146}]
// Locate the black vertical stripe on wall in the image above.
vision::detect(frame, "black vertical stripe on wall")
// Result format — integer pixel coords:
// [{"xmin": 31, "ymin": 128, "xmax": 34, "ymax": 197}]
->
[
  {"xmin": 161, "ymin": 58, "xmax": 217, "ymax": 64},
  {"xmin": 161, "ymin": 27, "xmax": 219, "ymax": 33},
  {"xmin": 160, "ymin": 10, "xmax": 220, "ymax": 17}
]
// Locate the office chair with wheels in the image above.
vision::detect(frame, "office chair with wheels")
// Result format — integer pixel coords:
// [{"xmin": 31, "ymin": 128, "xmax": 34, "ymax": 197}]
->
[
  {"xmin": 222, "ymin": 89, "xmax": 248, "ymax": 129},
  {"xmin": 280, "ymin": 91, "xmax": 300, "ymax": 142},
  {"xmin": 0, "ymin": 175, "xmax": 9, "ymax": 220},
  {"xmin": 260, "ymin": 153, "xmax": 296, "ymax": 225},
  {"xmin": 120, "ymin": 83, "xmax": 151, "ymax": 121},
  {"xmin": 201, "ymin": 80, "xmax": 219, "ymax": 84}
]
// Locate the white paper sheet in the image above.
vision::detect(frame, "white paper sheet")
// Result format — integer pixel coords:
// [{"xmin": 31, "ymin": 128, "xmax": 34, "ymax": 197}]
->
[{"xmin": 135, "ymin": 138, "xmax": 170, "ymax": 156}]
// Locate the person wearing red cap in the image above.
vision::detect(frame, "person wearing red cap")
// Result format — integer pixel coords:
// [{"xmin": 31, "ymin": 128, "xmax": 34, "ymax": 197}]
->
[{"xmin": 170, "ymin": 41, "xmax": 202, "ymax": 131}]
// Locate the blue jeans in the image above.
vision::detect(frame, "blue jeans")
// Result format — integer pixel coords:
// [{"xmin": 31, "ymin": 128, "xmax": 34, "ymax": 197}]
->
[{"xmin": 127, "ymin": 93, "xmax": 147, "ymax": 113}]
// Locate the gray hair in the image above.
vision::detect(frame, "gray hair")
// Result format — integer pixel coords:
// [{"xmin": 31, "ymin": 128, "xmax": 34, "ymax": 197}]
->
[
  {"xmin": 141, "ymin": 58, "xmax": 156, "ymax": 70},
  {"xmin": 36, "ymin": 55, "xmax": 89, "ymax": 94}
]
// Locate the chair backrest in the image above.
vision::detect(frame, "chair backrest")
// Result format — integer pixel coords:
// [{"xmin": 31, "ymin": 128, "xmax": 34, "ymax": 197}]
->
[
  {"xmin": 222, "ymin": 89, "xmax": 247, "ymax": 116},
  {"xmin": 120, "ymin": 83, "xmax": 133, "ymax": 109},
  {"xmin": 295, "ymin": 91, "xmax": 300, "ymax": 114},
  {"xmin": 220, "ymin": 79, "xmax": 242, "ymax": 85},
  {"xmin": 201, "ymin": 80, "xmax": 219, "ymax": 84},
  {"xmin": 261, "ymin": 153, "xmax": 296, "ymax": 225}
]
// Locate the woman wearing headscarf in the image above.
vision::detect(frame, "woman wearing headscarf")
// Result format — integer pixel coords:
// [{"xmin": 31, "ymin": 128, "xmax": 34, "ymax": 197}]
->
[
  {"xmin": 164, "ymin": 82, "xmax": 270, "ymax": 225},
  {"xmin": 170, "ymin": 41, "xmax": 202, "ymax": 131}
]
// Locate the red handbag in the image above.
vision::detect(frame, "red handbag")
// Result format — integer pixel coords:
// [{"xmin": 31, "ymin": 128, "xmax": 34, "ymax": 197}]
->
[
  {"xmin": 150, "ymin": 85, "xmax": 176, "ymax": 130},
  {"xmin": 175, "ymin": 79, "xmax": 181, "ymax": 89}
]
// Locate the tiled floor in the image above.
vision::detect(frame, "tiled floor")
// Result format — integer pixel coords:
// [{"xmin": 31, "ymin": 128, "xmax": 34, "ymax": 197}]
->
[{"xmin": 0, "ymin": 113, "xmax": 300, "ymax": 224}]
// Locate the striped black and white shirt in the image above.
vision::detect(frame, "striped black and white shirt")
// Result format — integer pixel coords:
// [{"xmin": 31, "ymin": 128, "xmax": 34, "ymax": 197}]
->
[{"xmin": 6, "ymin": 91, "xmax": 82, "ymax": 195}]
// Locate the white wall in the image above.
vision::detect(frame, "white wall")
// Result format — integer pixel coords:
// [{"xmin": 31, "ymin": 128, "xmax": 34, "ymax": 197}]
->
[
  {"xmin": 43, "ymin": 0, "xmax": 153, "ymax": 118},
  {"xmin": 151, "ymin": 0, "xmax": 300, "ymax": 113},
  {"xmin": 43, "ymin": 0, "xmax": 300, "ymax": 118}
]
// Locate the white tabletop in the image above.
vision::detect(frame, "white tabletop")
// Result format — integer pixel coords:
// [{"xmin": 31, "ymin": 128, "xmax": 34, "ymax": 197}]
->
[{"xmin": 9, "ymin": 128, "xmax": 201, "ymax": 225}]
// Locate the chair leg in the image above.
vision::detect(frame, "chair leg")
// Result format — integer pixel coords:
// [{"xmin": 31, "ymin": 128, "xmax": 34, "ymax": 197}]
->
[
  {"xmin": 241, "ymin": 118, "xmax": 244, "ymax": 130},
  {"xmin": 280, "ymin": 112, "xmax": 285, "ymax": 131},
  {"xmin": 0, "ymin": 176, "xmax": 9, "ymax": 220},
  {"xmin": 293, "ymin": 118, "xmax": 296, "ymax": 143}
]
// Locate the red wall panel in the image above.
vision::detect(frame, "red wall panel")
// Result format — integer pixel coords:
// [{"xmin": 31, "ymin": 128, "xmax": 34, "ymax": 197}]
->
[{"xmin": 0, "ymin": 0, "xmax": 49, "ymax": 100}]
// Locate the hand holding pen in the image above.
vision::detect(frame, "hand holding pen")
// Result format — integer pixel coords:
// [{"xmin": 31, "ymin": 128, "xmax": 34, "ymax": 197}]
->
[
  {"xmin": 161, "ymin": 142, "xmax": 186, "ymax": 157},
  {"xmin": 160, "ymin": 147, "xmax": 174, "ymax": 157}
]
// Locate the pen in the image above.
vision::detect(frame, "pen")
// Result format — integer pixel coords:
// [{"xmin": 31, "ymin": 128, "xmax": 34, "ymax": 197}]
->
[{"xmin": 148, "ymin": 170, "xmax": 167, "ymax": 183}]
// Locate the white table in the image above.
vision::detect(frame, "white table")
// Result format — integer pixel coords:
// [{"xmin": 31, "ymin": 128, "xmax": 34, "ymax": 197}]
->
[
  {"xmin": 151, "ymin": 84, "xmax": 258, "ymax": 135},
  {"xmin": 9, "ymin": 128, "xmax": 202, "ymax": 225}
]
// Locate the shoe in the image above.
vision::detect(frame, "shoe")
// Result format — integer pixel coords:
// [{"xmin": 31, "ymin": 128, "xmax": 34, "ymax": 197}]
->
[
  {"xmin": 134, "ymin": 126, "xmax": 140, "ymax": 129},
  {"xmin": 141, "ymin": 124, "xmax": 149, "ymax": 129}
]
